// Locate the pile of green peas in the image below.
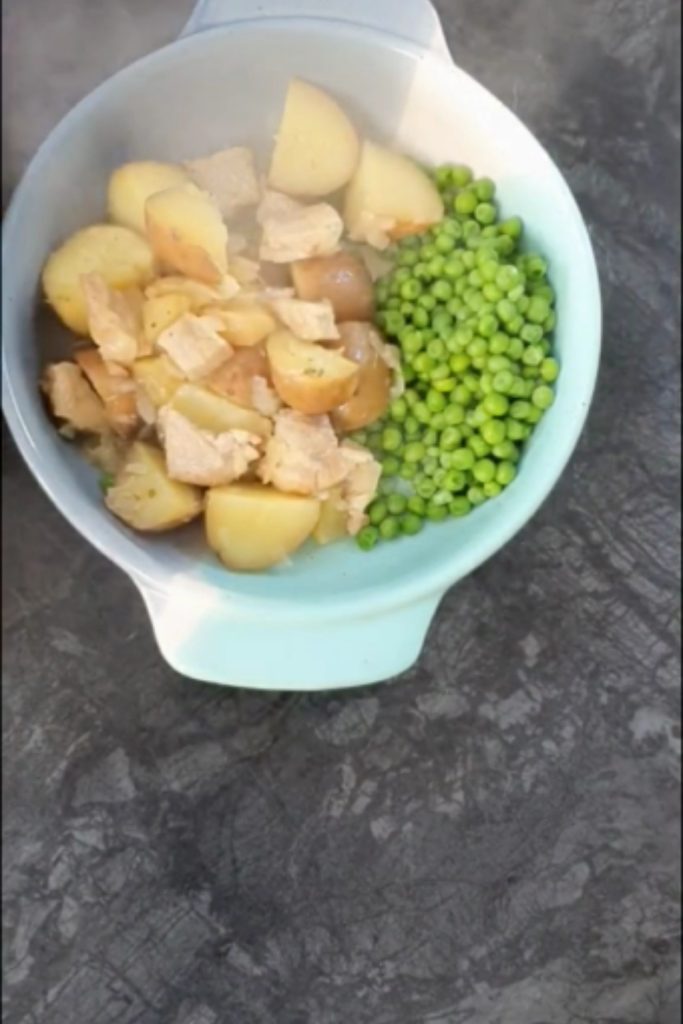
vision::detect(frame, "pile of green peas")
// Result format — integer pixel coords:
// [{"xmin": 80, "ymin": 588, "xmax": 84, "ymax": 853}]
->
[{"xmin": 352, "ymin": 163, "xmax": 559, "ymax": 551}]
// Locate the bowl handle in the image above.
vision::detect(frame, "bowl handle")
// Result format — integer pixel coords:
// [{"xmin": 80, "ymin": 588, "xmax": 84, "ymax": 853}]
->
[
  {"xmin": 134, "ymin": 576, "xmax": 442, "ymax": 690},
  {"xmin": 179, "ymin": 0, "xmax": 452, "ymax": 60}
]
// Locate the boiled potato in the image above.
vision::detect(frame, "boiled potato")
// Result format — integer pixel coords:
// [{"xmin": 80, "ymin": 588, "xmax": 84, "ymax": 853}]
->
[
  {"xmin": 313, "ymin": 487, "xmax": 348, "ymax": 545},
  {"xmin": 42, "ymin": 224, "xmax": 156, "ymax": 334},
  {"xmin": 74, "ymin": 348, "xmax": 138, "ymax": 436},
  {"xmin": 205, "ymin": 483, "xmax": 320, "ymax": 571},
  {"xmin": 169, "ymin": 384, "xmax": 272, "ymax": 439},
  {"xmin": 291, "ymin": 252, "xmax": 374, "ymax": 322},
  {"xmin": 107, "ymin": 161, "xmax": 190, "ymax": 234},
  {"xmin": 344, "ymin": 140, "xmax": 444, "ymax": 242},
  {"xmin": 145, "ymin": 184, "xmax": 228, "ymax": 284},
  {"xmin": 206, "ymin": 346, "xmax": 270, "ymax": 409},
  {"xmin": 142, "ymin": 292, "xmax": 192, "ymax": 344},
  {"xmin": 203, "ymin": 300, "xmax": 277, "ymax": 347},
  {"xmin": 105, "ymin": 441, "xmax": 202, "ymax": 532},
  {"xmin": 145, "ymin": 275, "xmax": 239, "ymax": 309},
  {"xmin": 330, "ymin": 322, "xmax": 392, "ymax": 431},
  {"xmin": 268, "ymin": 79, "xmax": 360, "ymax": 197},
  {"xmin": 131, "ymin": 355, "xmax": 184, "ymax": 409},
  {"xmin": 267, "ymin": 329, "xmax": 359, "ymax": 415}
]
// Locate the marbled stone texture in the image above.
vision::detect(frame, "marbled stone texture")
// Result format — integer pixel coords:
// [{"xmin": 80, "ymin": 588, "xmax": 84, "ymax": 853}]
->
[{"xmin": 2, "ymin": 1, "xmax": 680, "ymax": 1021}]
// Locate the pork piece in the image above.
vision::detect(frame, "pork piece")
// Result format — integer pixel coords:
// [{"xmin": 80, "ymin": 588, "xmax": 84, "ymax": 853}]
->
[
  {"xmin": 257, "ymin": 190, "xmax": 343, "ymax": 263},
  {"xmin": 258, "ymin": 410, "xmax": 351, "ymax": 496},
  {"xmin": 156, "ymin": 313, "xmax": 233, "ymax": 381},
  {"xmin": 80, "ymin": 272, "xmax": 146, "ymax": 367},
  {"xmin": 184, "ymin": 147, "xmax": 260, "ymax": 218},
  {"xmin": 42, "ymin": 362, "xmax": 108, "ymax": 434},
  {"xmin": 158, "ymin": 407, "xmax": 261, "ymax": 487}
]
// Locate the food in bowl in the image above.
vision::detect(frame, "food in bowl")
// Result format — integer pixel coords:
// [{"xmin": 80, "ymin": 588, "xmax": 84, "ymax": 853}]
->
[{"xmin": 38, "ymin": 78, "xmax": 558, "ymax": 572}]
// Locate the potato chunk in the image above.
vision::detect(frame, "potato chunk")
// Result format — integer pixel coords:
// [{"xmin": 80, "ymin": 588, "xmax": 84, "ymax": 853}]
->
[
  {"xmin": 205, "ymin": 483, "xmax": 320, "ymax": 571},
  {"xmin": 330, "ymin": 322, "xmax": 392, "ymax": 431},
  {"xmin": 145, "ymin": 183, "xmax": 229, "ymax": 284},
  {"xmin": 132, "ymin": 355, "xmax": 184, "ymax": 409},
  {"xmin": 270, "ymin": 297, "xmax": 339, "ymax": 342},
  {"xmin": 142, "ymin": 292, "xmax": 192, "ymax": 344},
  {"xmin": 344, "ymin": 140, "xmax": 444, "ymax": 245},
  {"xmin": 313, "ymin": 487, "xmax": 348, "ymax": 545},
  {"xmin": 42, "ymin": 224, "xmax": 155, "ymax": 335},
  {"xmin": 266, "ymin": 330, "xmax": 358, "ymax": 415},
  {"xmin": 105, "ymin": 441, "xmax": 202, "ymax": 532},
  {"xmin": 107, "ymin": 161, "xmax": 190, "ymax": 234},
  {"xmin": 202, "ymin": 300, "xmax": 277, "ymax": 348},
  {"xmin": 169, "ymin": 384, "xmax": 272, "ymax": 440},
  {"xmin": 268, "ymin": 79, "xmax": 360, "ymax": 197},
  {"xmin": 291, "ymin": 252, "xmax": 374, "ymax": 322}
]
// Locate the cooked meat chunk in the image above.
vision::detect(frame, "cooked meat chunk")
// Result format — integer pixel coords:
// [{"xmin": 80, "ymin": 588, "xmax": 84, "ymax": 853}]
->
[
  {"xmin": 42, "ymin": 361, "xmax": 107, "ymax": 433},
  {"xmin": 157, "ymin": 313, "xmax": 233, "ymax": 380},
  {"xmin": 159, "ymin": 407, "xmax": 261, "ymax": 487}
]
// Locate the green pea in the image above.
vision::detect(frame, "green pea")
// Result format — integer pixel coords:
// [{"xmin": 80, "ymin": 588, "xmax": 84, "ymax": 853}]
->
[
  {"xmin": 499, "ymin": 216, "xmax": 522, "ymax": 239},
  {"xmin": 522, "ymin": 345, "xmax": 544, "ymax": 367},
  {"xmin": 483, "ymin": 283, "xmax": 503, "ymax": 303},
  {"xmin": 492, "ymin": 370, "xmax": 514, "ymax": 394},
  {"xmin": 403, "ymin": 441, "xmax": 425, "ymax": 464},
  {"xmin": 404, "ymin": 415, "xmax": 420, "ymax": 438},
  {"xmin": 357, "ymin": 526, "xmax": 379, "ymax": 550},
  {"xmin": 379, "ymin": 517, "xmax": 401, "ymax": 540},
  {"xmin": 416, "ymin": 479, "xmax": 437, "ymax": 500},
  {"xmin": 444, "ymin": 258, "xmax": 465, "ymax": 279},
  {"xmin": 483, "ymin": 392, "xmax": 509, "ymax": 417},
  {"xmin": 382, "ymin": 454, "xmax": 401, "ymax": 476},
  {"xmin": 449, "ymin": 496, "xmax": 472, "ymax": 517},
  {"xmin": 412, "ymin": 307, "xmax": 430, "ymax": 328},
  {"xmin": 408, "ymin": 495, "xmax": 427, "ymax": 516},
  {"xmin": 538, "ymin": 357, "xmax": 558, "ymax": 383},
  {"xmin": 386, "ymin": 494, "xmax": 407, "ymax": 516},
  {"xmin": 400, "ymin": 513, "xmax": 424, "ymax": 536},
  {"xmin": 468, "ymin": 435, "xmax": 491, "ymax": 458},
  {"xmin": 493, "ymin": 440, "xmax": 519, "ymax": 462},
  {"xmin": 449, "ymin": 447, "xmax": 473, "ymax": 471},
  {"xmin": 475, "ymin": 202, "xmax": 496, "ymax": 225},
  {"xmin": 506, "ymin": 419, "xmax": 527, "ymax": 441},
  {"xmin": 369, "ymin": 501, "xmax": 388, "ymax": 526},
  {"xmin": 414, "ymin": 261, "xmax": 431, "ymax": 281},
  {"xmin": 521, "ymin": 323, "xmax": 543, "ymax": 344},
  {"xmin": 454, "ymin": 190, "xmax": 478, "ymax": 215},
  {"xmin": 451, "ymin": 165, "xmax": 473, "ymax": 187},
  {"xmin": 483, "ymin": 481, "xmax": 502, "ymax": 499},
  {"xmin": 418, "ymin": 293, "xmax": 437, "ymax": 312},
  {"xmin": 382, "ymin": 427, "xmax": 403, "ymax": 451},
  {"xmin": 507, "ymin": 337, "xmax": 524, "ymax": 360},
  {"xmin": 444, "ymin": 403, "xmax": 465, "ymax": 425},
  {"xmin": 532, "ymin": 385, "xmax": 555, "ymax": 409},
  {"xmin": 473, "ymin": 458, "xmax": 496, "ymax": 483},
  {"xmin": 474, "ymin": 177, "xmax": 495, "ymax": 201},
  {"xmin": 467, "ymin": 485, "xmax": 487, "ymax": 506},
  {"xmin": 527, "ymin": 296, "xmax": 551, "ymax": 323},
  {"xmin": 481, "ymin": 419, "xmax": 506, "ymax": 446}
]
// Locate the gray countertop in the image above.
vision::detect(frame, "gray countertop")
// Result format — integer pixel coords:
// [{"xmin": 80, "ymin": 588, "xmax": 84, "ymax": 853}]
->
[{"xmin": 2, "ymin": 1, "xmax": 681, "ymax": 1022}]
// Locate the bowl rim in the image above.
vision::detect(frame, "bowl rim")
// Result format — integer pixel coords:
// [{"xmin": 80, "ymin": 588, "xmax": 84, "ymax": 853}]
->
[{"xmin": 2, "ymin": 17, "xmax": 602, "ymax": 619}]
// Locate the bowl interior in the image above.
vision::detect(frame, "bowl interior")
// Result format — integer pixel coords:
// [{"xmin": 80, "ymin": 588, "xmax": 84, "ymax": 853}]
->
[{"xmin": 2, "ymin": 20, "xmax": 600, "ymax": 609}]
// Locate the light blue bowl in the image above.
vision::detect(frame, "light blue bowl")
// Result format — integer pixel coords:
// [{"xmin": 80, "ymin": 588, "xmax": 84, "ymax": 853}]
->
[{"xmin": 1, "ymin": 0, "xmax": 601, "ymax": 690}]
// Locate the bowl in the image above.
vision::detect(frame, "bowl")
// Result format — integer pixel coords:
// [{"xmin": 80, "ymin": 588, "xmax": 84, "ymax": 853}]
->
[{"xmin": 1, "ymin": 0, "xmax": 601, "ymax": 690}]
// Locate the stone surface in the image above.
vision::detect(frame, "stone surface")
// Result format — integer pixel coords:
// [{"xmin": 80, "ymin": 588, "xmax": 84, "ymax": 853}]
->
[{"xmin": 2, "ymin": 1, "xmax": 681, "ymax": 1022}]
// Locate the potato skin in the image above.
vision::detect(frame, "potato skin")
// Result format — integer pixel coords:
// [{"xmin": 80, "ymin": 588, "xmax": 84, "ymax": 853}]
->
[
  {"xmin": 42, "ymin": 224, "xmax": 156, "ymax": 334},
  {"xmin": 267, "ymin": 329, "xmax": 359, "ymax": 416},
  {"xmin": 107, "ymin": 161, "xmax": 190, "ymax": 234},
  {"xmin": 330, "ymin": 322, "xmax": 392, "ymax": 431},
  {"xmin": 291, "ymin": 252, "xmax": 374, "ymax": 322},
  {"xmin": 205, "ymin": 483, "xmax": 321, "ymax": 571}
]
